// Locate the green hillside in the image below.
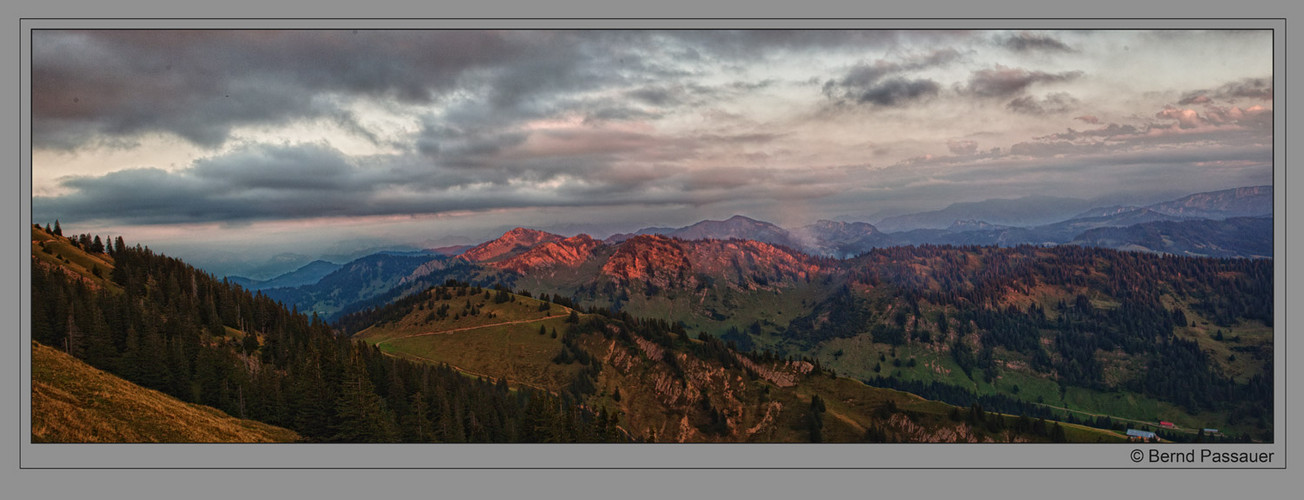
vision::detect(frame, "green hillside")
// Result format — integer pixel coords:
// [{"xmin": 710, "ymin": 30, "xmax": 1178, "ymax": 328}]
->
[
  {"xmin": 351, "ymin": 282, "xmax": 1127, "ymax": 443},
  {"xmin": 355, "ymin": 286, "xmax": 582, "ymax": 393},
  {"xmin": 512, "ymin": 244, "xmax": 1272, "ymax": 441}
]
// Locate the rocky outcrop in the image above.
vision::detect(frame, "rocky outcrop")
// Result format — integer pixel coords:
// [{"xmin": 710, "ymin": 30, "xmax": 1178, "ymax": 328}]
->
[
  {"xmin": 600, "ymin": 235, "xmax": 694, "ymax": 287},
  {"xmin": 492, "ymin": 234, "xmax": 602, "ymax": 273},
  {"xmin": 460, "ymin": 228, "xmax": 563, "ymax": 263}
]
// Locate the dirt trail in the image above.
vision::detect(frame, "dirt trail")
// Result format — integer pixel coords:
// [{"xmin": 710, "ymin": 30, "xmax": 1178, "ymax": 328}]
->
[
  {"xmin": 373, "ymin": 313, "xmax": 569, "ymax": 393},
  {"xmin": 386, "ymin": 314, "xmax": 568, "ymax": 341}
]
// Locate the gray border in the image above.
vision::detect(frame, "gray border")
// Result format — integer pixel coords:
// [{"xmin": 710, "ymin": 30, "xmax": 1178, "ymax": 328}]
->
[{"xmin": 9, "ymin": 16, "xmax": 1290, "ymax": 473}]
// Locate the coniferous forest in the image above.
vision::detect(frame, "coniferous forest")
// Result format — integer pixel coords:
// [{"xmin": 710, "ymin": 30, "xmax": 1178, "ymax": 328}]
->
[{"xmin": 31, "ymin": 227, "xmax": 626, "ymax": 443}]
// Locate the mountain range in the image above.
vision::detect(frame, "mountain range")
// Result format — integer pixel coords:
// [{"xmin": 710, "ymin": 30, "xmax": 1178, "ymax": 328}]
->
[
  {"xmin": 319, "ymin": 214, "xmax": 1270, "ymax": 441},
  {"xmin": 31, "ymin": 184, "xmax": 1275, "ymax": 442},
  {"xmin": 593, "ymin": 185, "xmax": 1272, "ymax": 259},
  {"xmin": 234, "ymin": 185, "xmax": 1272, "ymax": 324}
]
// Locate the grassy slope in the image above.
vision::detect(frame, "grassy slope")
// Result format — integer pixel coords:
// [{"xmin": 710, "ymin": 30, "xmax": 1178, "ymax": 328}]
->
[
  {"xmin": 31, "ymin": 227, "xmax": 121, "ymax": 292},
  {"xmin": 31, "ymin": 341, "xmax": 299, "ymax": 443},
  {"xmin": 355, "ymin": 289, "xmax": 582, "ymax": 393}
]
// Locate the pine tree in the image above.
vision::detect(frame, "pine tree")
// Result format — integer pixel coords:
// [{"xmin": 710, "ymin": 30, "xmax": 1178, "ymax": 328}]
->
[
  {"xmin": 332, "ymin": 349, "xmax": 398, "ymax": 442},
  {"xmin": 53, "ymin": 220, "xmax": 62, "ymax": 236},
  {"xmin": 404, "ymin": 391, "xmax": 434, "ymax": 442}
]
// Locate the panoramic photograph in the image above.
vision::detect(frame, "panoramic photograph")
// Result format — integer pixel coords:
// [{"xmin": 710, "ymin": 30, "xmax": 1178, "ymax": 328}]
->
[{"xmin": 29, "ymin": 29, "xmax": 1273, "ymax": 444}]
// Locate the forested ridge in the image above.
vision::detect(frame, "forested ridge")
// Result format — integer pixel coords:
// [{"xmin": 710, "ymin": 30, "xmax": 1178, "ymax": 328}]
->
[
  {"xmin": 798, "ymin": 244, "xmax": 1273, "ymax": 436},
  {"xmin": 30, "ymin": 226, "xmax": 626, "ymax": 443}
]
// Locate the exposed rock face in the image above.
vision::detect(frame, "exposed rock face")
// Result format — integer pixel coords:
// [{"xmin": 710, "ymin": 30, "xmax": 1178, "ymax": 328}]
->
[
  {"xmin": 733, "ymin": 353, "xmax": 812, "ymax": 387},
  {"xmin": 460, "ymin": 228, "xmax": 564, "ymax": 263},
  {"xmin": 597, "ymin": 235, "xmax": 823, "ymax": 289},
  {"xmin": 685, "ymin": 239, "xmax": 822, "ymax": 286},
  {"xmin": 597, "ymin": 332, "xmax": 783, "ymax": 443},
  {"xmin": 600, "ymin": 235, "xmax": 693, "ymax": 287},
  {"xmin": 492, "ymin": 234, "xmax": 602, "ymax": 273},
  {"xmin": 452, "ymin": 224, "xmax": 825, "ymax": 291},
  {"xmin": 889, "ymin": 413, "xmax": 979, "ymax": 443}
]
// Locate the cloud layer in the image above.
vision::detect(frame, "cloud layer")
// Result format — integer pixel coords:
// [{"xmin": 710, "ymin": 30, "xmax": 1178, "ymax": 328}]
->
[{"xmin": 32, "ymin": 29, "xmax": 1274, "ymax": 249}]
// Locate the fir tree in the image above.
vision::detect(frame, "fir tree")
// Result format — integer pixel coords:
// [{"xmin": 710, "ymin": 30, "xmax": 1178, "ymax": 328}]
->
[{"xmin": 332, "ymin": 349, "xmax": 398, "ymax": 442}]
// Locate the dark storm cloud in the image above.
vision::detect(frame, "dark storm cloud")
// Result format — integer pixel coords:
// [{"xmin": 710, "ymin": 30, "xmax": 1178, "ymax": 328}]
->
[
  {"xmin": 997, "ymin": 32, "xmax": 1075, "ymax": 53},
  {"xmin": 32, "ymin": 29, "xmax": 1274, "ymax": 240},
  {"xmin": 963, "ymin": 66, "xmax": 1083, "ymax": 98},
  {"xmin": 31, "ymin": 30, "xmax": 660, "ymax": 150},
  {"xmin": 36, "ymin": 29, "xmax": 949, "ymax": 152},
  {"xmin": 32, "ymin": 30, "xmax": 977, "ymax": 153},
  {"xmin": 822, "ymin": 49, "xmax": 960, "ymax": 106},
  {"xmin": 37, "ymin": 143, "xmax": 372, "ymax": 223},
  {"xmin": 34, "ymin": 133, "xmax": 858, "ymax": 226},
  {"xmin": 854, "ymin": 78, "xmax": 942, "ymax": 106},
  {"xmin": 189, "ymin": 142, "xmax": 356, "ymax": 190}
]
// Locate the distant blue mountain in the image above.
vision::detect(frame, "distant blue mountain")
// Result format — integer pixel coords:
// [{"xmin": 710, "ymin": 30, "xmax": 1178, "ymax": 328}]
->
[
  {"xmin": 260, "ymin": 252, "xmax": 442, "ymax": 320},
  {"xmin": 226, "ymin": 260, "xmax": 342, "ymax": 291},
  {"xmin": 873, "ymin": 196, "xmax": 1098, "ymax": 232},
  {"xmin": 1070, "ymin": 216, "xmax": 1272, "ymax": 258}
]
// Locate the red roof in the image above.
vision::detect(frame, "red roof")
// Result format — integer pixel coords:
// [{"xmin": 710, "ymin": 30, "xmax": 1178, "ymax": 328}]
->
[{"xmin": 1159, "ymin": 421, "xmax": 1175, "ymax": 427}]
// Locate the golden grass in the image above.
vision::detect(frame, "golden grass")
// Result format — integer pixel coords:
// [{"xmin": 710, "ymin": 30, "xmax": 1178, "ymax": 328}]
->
[
  {"xmin": 31, "ymin": 341, "xmax": 299, "ymax": 443},
  {"xmin": 31, "ymin": 227, "xmax": 121, "ymax": 292}
]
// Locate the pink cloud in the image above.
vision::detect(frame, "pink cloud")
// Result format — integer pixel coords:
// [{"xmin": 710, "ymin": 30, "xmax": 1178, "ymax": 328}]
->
[
  {"xmin": 1152, "ymin": 104, "xmax": 1271, "ymax": 133},
  {"xmin": 1074, "ymin": 115, "xmax": 1099, "ymax": 124},
  {"xmin": 1155, "ymin": 106, "xmax": 1204, "ymax": 129}
]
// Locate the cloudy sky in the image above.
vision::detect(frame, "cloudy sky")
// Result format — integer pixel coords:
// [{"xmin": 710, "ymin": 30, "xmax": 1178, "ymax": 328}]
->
[{"xmin": 30, "ymin": 29, "xmax": 1273, "ymax": 270}]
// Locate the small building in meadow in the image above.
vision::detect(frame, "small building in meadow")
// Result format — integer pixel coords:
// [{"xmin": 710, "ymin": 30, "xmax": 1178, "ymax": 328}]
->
[{"xmin": 1127, "ymin": 429, "xmax": 1157, "ymax": 441}]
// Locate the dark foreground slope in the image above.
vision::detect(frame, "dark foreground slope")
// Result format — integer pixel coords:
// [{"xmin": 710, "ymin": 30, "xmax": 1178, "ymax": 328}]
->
[{"xmin": 32, "ymin": 341, "xmax": 300, "ymax": 443}]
